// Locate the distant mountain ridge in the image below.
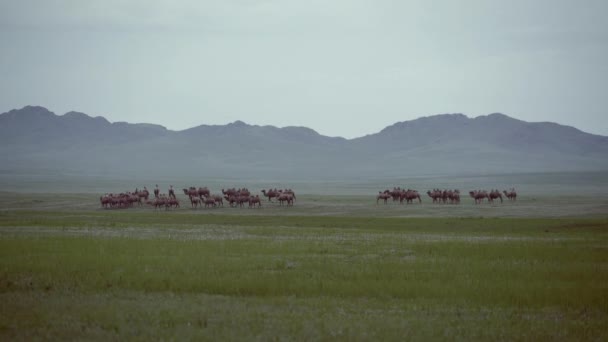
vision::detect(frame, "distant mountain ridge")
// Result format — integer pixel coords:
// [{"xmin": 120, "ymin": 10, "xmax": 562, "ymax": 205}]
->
[{"xmin": 1, "ymin": 106, "xmax": 607, "ymax": 180}]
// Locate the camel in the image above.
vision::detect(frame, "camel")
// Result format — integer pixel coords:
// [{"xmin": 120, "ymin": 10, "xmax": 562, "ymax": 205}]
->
[
  {"xmin": 167, "ymin": 196, "xmax": 179, "ymax": 209},
  {"xmin": 277, "ymin": 193, "xmax": 294, "ymax": 206},
  {"xmin": 225, "ymin": 195, "xmax": 237, "ymax": 207},
  {"xmin": 203, "ymin": 197, "xmax": 216, "ymax": 208},
  {"xmin": 279, "ymin": 189, "xmax": 296, "ymax": 201},
  {"xmin": 376, "ymin": 192, "xmax": 391, "ymax": 204},
  {"xmin": 197, "ymin": 187, "xmax": 210, "ymax": 198},
  {"xmin": 183, "ymin": 188, "xmax": 198, "ymax": 198},
  {"xmin": 261, "ymin": 189, "xmax": 279, "ymax": 202},
  {"xmin": 205, "ymin": 194, "xmax": 224, "ymax": 207},
  {"xmin": 503, "ymin": 189, "xmax": 517, "ymax": 201},
  {"xmin": 489, "ymin": 189, "xmax": 503, "ymax": 203},
  {"xmin": 101, "ymin": 192, "xmax": 141, "ymax": 209},
  {"xmin": 469, "ymin": 190, "xmax": 489, "ymax": 204},
  {"xmin": 403, "ymin": 190, "xmax": 421, "ymax": 204},
  {"xmin": 135, "ymin": 188, "xmax": 149, "ymax": 201},
  {"xmin": 237, "ymin": 196, "xmax": 250, "ymax": 208},
  {"xmin": 427, "ymin": 190, "xmax": 441, "ymax": 204},
  {"xmin": 429, "ymin": 189, "xmax": 460, "ymax": 204},
  {"xmin": 390, "ymin": 188, "xmax": 403, "ymax": 202},
  {"xmin": 222, "ymin": 188, "xmax": 237, "ymax": 197},
  {"xmin": 188, "ymin": 195, "xmax": 201, "ymax": 208},
  {"xmin": 100, "ymin": 195, "xmax": 111, "ymax": 209},
  {"xmin": 249, "ymin": 195, "xmax": 262, "ymax": 208},
  {"xmin": 147, "ymin": 197, "xmax": 167, "ymax": 210},
  {"xmin": 451, "ymin": 190, "xmax": 461, "ymax": 204}
]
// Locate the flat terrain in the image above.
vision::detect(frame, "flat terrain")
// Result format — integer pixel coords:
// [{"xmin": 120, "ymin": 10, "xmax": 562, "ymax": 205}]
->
[
  {"xmin": 1, "ymin": 171, "xmax": 607, "ymax": 340},
  {"xmin": 1, "ymin": 191, "xmax": 608, "ymax": 218}
]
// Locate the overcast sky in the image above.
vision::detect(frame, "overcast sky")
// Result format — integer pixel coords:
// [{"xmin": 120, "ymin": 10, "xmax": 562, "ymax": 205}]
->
[{"xmin": 1, "ymin": 0, "xmax": 606, "ymax": 138}]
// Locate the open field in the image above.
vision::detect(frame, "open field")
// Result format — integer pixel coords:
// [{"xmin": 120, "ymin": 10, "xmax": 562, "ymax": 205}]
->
[
  {"xmin": 1, "ymin": 191, "xmax": 608, "ymax": 218},
  {"xmin": 1, "ymin": 171, "xmax": 607, "ymax": 340},
  {"xmin": 1, "ymin": 204, "xmax": 607, "ymax": 340}
]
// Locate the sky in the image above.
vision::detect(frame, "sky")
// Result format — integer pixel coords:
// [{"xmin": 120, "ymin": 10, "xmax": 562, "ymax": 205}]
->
[{"xmin": 0, "ymin": 0, "xmax": 607, "ymax": 138}]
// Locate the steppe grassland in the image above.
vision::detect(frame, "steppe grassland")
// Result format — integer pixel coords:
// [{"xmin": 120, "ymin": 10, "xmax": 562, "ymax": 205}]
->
[{"xmin": 0, "ymin": 200, "xmax": 607, "ymax": 340}]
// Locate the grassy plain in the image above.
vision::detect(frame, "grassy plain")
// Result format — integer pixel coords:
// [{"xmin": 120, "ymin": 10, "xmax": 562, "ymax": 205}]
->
[{"xmin": 0, "ymin": 171, "xmax": 607, "ymax": 340}]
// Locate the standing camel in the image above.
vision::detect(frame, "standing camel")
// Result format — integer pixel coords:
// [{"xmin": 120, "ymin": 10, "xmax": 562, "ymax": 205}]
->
[
  {"xmin": 503, "ymin": 188, "xmax": 517, "ymax": 201},
  {"xmin": 376, "ymin": 192, "xmax": 391, "ymax": 204},
  {"xmin": 489, "ymin": 189, "xmax": 503, "ymax": 203}
]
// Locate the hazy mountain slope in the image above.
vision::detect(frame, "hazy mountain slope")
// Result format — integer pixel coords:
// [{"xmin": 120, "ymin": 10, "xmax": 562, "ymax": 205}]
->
[
  {"xmin": 1, "ymin": 106, "xmax": 606, "ymax": 179},
  {"xmin": 351, "ymin": 112, "xmax": 608, "ymax": 175},
  {"xmin": 353, "ymin": 113, "xmax": 608, "ymax": 155}
]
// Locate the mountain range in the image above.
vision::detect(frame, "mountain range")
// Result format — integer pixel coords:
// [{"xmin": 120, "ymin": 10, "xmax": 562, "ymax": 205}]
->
[{"xmin": 1, "ymin": 106, "xmax": 607, "ymax": 180}]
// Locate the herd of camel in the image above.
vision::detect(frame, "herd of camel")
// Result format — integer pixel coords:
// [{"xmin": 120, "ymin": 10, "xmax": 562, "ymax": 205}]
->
[
  {"xmin": 100, "ymin": 185, "xmax": 517, "ymax": 210},
  {"xmin": 181, "ymin": 187, "xmax": 296, "ymax": 208},
  {"xmin": 100, "ymin": 185, "xmax": 297, "ymax": 210},
  {"xmin": 377, "ymin": 187, "xmax": 517, "ymax": 205}
]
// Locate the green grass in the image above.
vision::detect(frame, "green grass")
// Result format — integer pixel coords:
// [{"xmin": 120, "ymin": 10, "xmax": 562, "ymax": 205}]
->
[{"xmin": 1, "ymin": 209, "xmax": 607, "ymax": 340}]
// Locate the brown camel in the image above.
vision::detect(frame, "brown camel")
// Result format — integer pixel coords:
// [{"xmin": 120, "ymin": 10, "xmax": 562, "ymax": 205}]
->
[
  {"xmin": 261, "ymin": 189, "xmax": 279, "ymax": 202},
  {"xmin": 427, "ymin": 190, "xmax": 441, "ymax": 204},
  {"xmin": 207, "ymin": 194, "xmax": 224, "ymax": 207},
  {"xmin": 203, "ymin": 197, "xmax": 216, "ymax": 208},
  {"xmin": 167, "ymin": 197, "xmax": 179, "ymax": 209},
  {"xmin": 280, "ymin": 189, "xmax": 296, "ymax": 201},
  {"xmin": 503, "ymin": 189, "xmax": 517, "ymax": 201},
  {"xmin": 197, "ymin": 187, "xmax": 210, "ymax": 198},
  {"xmin": 376, "ymin": 192, "xmax": 391, "ymax": 204},
  {"xmin": 489, "ymin": 189, "xmax": 503, "ymax": 203},
  {"xmin": 469, "ymin": 190, "xmax": 489, "ymax": 204},
  {"xmin": 135, "ymin": 187, "xmax": 149, "ymax": 201},
  {"xmin": 189, "ymin": 195, "xmax": 201, "ymax": 208},
  {"xmin": 183, "ymin": 188, "xmax": 198, "ymax": 198},
  {"xmin": 404, "ymin": 190, "xmax": 421, "ymax": 204},
  {"xmin": 249, "ymin": 195, "xmax": 262, "ymax": 208},
  {"xmin": 277, "ymin": 193, "xmax": 294, "ymax": 206}
]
